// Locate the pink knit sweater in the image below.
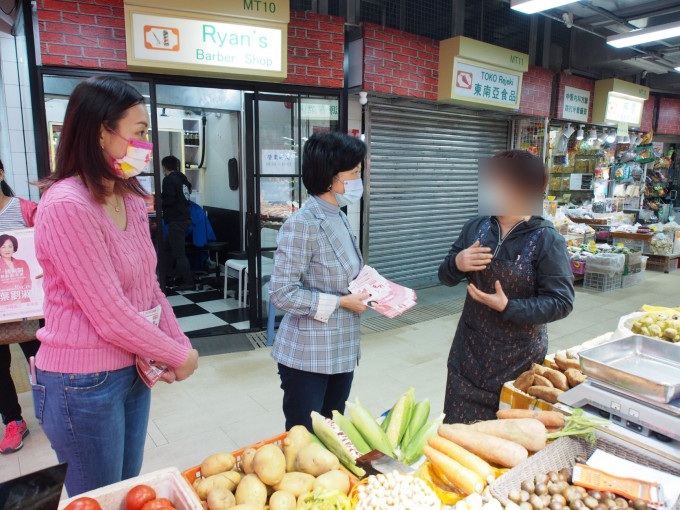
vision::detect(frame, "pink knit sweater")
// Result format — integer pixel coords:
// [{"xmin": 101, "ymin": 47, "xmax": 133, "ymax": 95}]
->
[{"xmin": 35, "ymin": 177, "xmax": 191, "ymax": 373}]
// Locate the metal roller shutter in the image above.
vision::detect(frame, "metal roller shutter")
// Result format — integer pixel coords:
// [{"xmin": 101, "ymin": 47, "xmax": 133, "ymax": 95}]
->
[{"xmin": 365, "ymin": 102, "xmax": 509, "ymax": 289}]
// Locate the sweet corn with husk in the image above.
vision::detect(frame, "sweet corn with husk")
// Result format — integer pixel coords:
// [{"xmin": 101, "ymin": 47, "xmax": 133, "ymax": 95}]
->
[{"xmin": 346, "ymin": 398, "xmax": 396, "ymax": 458}]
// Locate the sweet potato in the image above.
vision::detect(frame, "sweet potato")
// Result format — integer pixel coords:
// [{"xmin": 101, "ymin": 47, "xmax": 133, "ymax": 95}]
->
[
  {"xmin": 527, "ymin": 386, "xmax": 563, "ymax": 404},
  {"xmin": 565, "ymin": 368, "xmax": 587, "ymax": 387},
  {"xmin": 532, "ymin": 375, "xmax": 554, "ymax": 388},
  {"xmin": 543, "ymin": 368, "xmax": 569, "ymax": 391},
  {"xmin": 513, "ymin": 371, "xmax": 534, "ymax": 393},
  {"xmin": 531, "ymin": 364, "xmax": 549, "ymax": 376},
  {"xmin": 438, "ymin": 425, "xmax": 528, "ymax": 468},
  {"xmin": 496, "ymin": 409, "xmax": 564, "ymax": 430},
  {"xmin": 554, "ymin": 353, "xmax": 581, "ymax": 372}
]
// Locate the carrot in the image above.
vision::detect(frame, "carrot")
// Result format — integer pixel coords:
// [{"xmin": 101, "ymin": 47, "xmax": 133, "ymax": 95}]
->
[
  {"xmin": 496, "ymin": 409, "xmax": 565, "ymax": 430},
  {"xmin": 438, "ymin": 425, "xmax": 528, "ymax": 468},
  {"xmin": 422, "ymin": 445, "xmax": 485, "ymax": 495},
  {"xmin": 428, "ymin": 436, "xmax": 495, "ymax": 484},
  {"xmin": 452, "ymin": 418, "xmax": 546, "ymax": 452}
]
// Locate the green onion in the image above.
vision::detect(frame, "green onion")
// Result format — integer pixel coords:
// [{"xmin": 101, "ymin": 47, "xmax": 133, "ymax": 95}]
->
[{"xmin": 547, "ymin": 409, "xmax": 609, "ymax": 443}]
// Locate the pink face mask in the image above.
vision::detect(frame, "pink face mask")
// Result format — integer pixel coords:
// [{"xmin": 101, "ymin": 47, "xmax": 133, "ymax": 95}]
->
[{"xmin": 108, "ymin": 130, "xmax": 153, "ymax": 179}]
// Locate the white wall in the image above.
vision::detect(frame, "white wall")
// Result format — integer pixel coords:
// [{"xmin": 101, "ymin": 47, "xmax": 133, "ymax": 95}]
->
[
  {"xmin": 347, "ymin": 97, "xmax": 363, "ymax": 237},
  {"xmin": 202, "ymin": 111, "xmax": 240, "ymax": 210}
]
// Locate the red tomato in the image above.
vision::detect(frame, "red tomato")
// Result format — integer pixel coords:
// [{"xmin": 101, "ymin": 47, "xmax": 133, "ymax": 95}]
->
[
  {"xmin": 125, "ymin": 485, "xmax": 157, "ymax": 510},
  {"xmin": 141, "ymin": 498, "xmax": 175, "ymax": 510},
  {"xmin": 64, "ymin": 497, "xmax": 103, "ymax": 510}
]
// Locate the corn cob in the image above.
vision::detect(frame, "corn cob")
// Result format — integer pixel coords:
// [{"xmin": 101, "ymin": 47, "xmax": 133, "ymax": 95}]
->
[
  {"xmin": 311, "ymin": 412, "xmax": 366, "ymax": 477},
  {"xmin": 346, "ymin": 398, "xmax": 396, "ymax": 458},
  {"xmin": 381, "ymin": 406, "xmax": 392, "ymax": 433},
  {"xmin": 332, "ymin": 410, "xmax": 371, "ymax": 455},
  {"xmin": 384, "ymin": 387, "xmax": 415, "ymax": 450},
  {"xmin": 399, "ymin": 413, "xmax": 445, "ymax": 465},
  {"xmin": 402, "ymin": 398, "xmax": 430, "ymax": 447}
]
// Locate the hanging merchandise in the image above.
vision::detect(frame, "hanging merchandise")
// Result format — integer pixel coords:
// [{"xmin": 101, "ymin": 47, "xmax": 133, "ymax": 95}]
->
[{"xmin": 636, "ymin": 144, "xmax": 655, "ymax": 164}]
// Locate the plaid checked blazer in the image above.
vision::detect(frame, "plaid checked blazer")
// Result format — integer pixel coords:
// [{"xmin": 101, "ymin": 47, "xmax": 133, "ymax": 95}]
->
[{"xmin": 270, "ymin": 197, "xmax": 363, "ymax": 374}]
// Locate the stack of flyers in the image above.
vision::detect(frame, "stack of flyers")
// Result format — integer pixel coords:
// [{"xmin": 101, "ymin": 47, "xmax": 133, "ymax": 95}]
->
[
  {"xmin": 136, "ymin": 305, "xmax": 169, "ymax": 388},
  {"xmin": 348, "ymin": 266, "xmax": 417, "ymax": 318}
]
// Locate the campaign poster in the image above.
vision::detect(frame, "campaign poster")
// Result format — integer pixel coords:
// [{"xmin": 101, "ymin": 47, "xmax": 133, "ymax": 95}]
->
[{"xmin": 0, "ymin": 228, "xmax": 44, "ymax": 323}]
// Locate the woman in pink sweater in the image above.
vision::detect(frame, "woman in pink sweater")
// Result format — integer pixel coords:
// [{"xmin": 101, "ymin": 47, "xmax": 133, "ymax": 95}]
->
[{"xmin": 33, "ymin": 76, "xmax": 199, "ymax": 496}]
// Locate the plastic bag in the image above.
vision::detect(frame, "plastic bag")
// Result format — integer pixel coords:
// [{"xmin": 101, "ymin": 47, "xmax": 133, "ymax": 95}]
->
[
  {"xmin": 650, "ymin": 232, "xmax": 673, "ymax": 255},
  {"xmin": 584, "ymin": 253, "xmax": 625, "ymax": 275}
]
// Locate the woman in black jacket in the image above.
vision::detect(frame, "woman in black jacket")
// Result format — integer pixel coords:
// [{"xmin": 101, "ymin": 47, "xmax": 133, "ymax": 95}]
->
[{"xmin": 439, "ymin": 150, "xmax": 574, "ymax": 424}]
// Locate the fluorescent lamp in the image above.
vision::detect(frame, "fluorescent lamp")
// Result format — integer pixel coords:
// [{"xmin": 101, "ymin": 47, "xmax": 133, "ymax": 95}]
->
[
  {"xmin": 608, "ymin": 21, "xmax": 680, "ymax": 48},
  {"xmin": 576, "ymin": 125, "xmax": 585, "ymax": 140},
  {"xmin": 511, "ymin": 0, "xmax": 579, "ymax": 14}
]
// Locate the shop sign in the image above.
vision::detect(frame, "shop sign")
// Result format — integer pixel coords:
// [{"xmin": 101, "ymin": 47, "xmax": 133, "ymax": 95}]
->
[
  {"xmin": 605, "ymin": 94, "xmax": 643, "ymax": 125},
  {"xmin": 438, "ymin": 37, "xmax": 528, "ymax": 110},
  {"xmin": 451, "ymin": 59, "xmax": 521, "ymax": 108},
  {"xmin": 261, "ymin": 149, "xmax": 296, "ymax": 175},
  {"xmin": 592, "ymin": 79, "xmax": 649, "ymax": 127},
  {"xmin": 125, "ymin": 2, "xmax": 288, "ymax": 81},
  {"xmin": 301, "ymin": 102, "xmax": 339, "ymax": 121},
  {"xmin": 561, "ymin": 86, "xmax": 590, "ymax": 122}
]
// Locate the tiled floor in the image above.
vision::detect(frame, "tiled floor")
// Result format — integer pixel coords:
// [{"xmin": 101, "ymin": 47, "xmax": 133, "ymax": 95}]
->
[
  {"xmin": 2, "ymin": 269, "xmax": 679, "ymax": 486},
  {"xmin": 167, "ymin": 288, "xmax": 251, "ymax": 337}
]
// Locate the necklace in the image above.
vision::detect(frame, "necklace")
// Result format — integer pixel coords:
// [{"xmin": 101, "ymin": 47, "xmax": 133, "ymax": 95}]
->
[{"xmin": 110, "ymin": 194, "xmax": 122, "ymax": 213}]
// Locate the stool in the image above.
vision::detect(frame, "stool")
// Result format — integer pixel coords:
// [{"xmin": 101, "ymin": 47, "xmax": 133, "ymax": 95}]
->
[
  {"xmin": 225, "ymin": 259, "xmax": 248, "ymax": 304},
  {"xmin": 206, "ymin": 241, "xmax": 229, "ymax": 281}
]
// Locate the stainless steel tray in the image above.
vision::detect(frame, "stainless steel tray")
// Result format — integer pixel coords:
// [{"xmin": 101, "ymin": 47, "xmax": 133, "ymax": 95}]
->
[{"xmin": 579, "ymin": 335, "xmax": 680, "ymax": 403}]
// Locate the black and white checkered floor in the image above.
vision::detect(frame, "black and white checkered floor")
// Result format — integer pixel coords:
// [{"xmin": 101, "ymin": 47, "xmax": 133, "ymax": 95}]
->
[{"xmin": 165, "ymin": 287, "xmax": 251, "ymax": 338}]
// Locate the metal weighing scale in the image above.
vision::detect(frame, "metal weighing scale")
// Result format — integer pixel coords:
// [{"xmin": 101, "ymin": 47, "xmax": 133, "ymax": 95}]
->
[{"xmin": 557, "ymin": 335, "xmax": 680, "ymax": 465}]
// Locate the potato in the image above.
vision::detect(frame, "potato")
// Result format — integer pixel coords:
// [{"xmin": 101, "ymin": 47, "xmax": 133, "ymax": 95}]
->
[
  {"xmin": 514, "ymin": 371, "xmax": 535, "ymax": 393},
  {"xmin": 269, "ymin": 491, "xmax": 296, "ymax": 510},
  {"xmin": 207, "ymin": 487, "xmax": 236, "ymax": 510},
  {"xmin": 197, "ymin": 472, "xmax": 241, "ymax": 500},
  {"xmin": 202, "ymin": 453, "xmax": 236, "ymax": 477},
  {"xmin": 528, "ymin": 386, "xmax": 564, "ymax": 404},
  {"xmin": 193, "ymin": 478, "xmax": 202, "ymax": 490},
  {"xmin": 283, "ymin": 426, "xmax": 311, "ymax": 472},
  {"xmin": 273, "ymin": 472, "xmax": 315, "ymax": 497},
  {"xmin": 236, "ymin": 474, "xmax": 267, "ymax": 507},
  {"xmin": 231, "ymin": 506, "xmax": 263, "ymax": 510},
  {"xmin": 313, "ymin": 470, "xmax": 350, "ymax": 494},
  {"xmin": 544, "ymin": 368, "xmax": 569, "ymax": 391},
  {"xmin": 532, "ymin": 375, "xmax": 554, "ymax": 388},
  {"xmin": 565, "ymin": 368, "xmax": 587, "ymax": 387},
  {"xmin": 554, "ymin": 354, "xmax": 581, "ymax": 372},
  {"xmin": 253, "ymin": 444, "xmax": 286, "ymax": 485},
  {"xmin": 295, "ymin": 443, "xmax": 340, "ymax": 477},
  {"xmin": 241, "ymin": 448, "xmax": 257, "ymax": 475}
]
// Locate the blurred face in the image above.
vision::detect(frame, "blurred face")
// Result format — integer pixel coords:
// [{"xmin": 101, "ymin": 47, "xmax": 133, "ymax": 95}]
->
[
  {"xmin": 1, "ymin": 239, "xmax": 14, "ymax": 259},
  {"xmin": 330, "ymin": 163, "xmax": 361, "ymax": 195},
  {"xmin": 478, "ymin": 160, "xmax": 544, "ymax": 217},
  {"xmin": 100, "ymin": 103, "xmax": 150, "ymax": 162}
]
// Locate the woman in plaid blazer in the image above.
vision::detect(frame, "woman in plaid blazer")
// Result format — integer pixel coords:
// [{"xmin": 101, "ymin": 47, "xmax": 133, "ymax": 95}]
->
[{"xmin": 270, "ymin": 132, "xmax": 370, "ymax": 431}]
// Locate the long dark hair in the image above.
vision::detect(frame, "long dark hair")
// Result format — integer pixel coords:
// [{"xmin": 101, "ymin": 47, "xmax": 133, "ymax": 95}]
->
[
  {"xmin": 39, "ymin": 76, "xmax": 149, "ymax": 203},
  {"xmin": 0, "ymin": 160, "xmax": 15, "ymax": 197}
]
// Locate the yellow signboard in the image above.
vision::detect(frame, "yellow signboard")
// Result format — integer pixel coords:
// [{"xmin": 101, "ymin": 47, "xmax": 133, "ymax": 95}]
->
[
  {"xmin": 125, "ymin": 0, "xmax": 289, "ymax": 23},
  {"xmin": 439, "ymin": 36, "xmax": 529, "ymax": 109},
  {"xmin": 124, "ymin": 1, "xmax": 289, "ymax": 81},
  {"xmin": 592, "ymin": 79, "xmax": 650, "ymax": 127}
]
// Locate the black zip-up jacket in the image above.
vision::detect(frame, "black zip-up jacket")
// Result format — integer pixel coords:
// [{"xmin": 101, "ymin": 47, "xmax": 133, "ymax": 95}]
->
[
  {"xmin": 438, "ymin": 216, "xmax": 574, "ymax": 325},
  {"xmin": 162, "ymin": 171, "xmax": 192, "ymax": 223}
]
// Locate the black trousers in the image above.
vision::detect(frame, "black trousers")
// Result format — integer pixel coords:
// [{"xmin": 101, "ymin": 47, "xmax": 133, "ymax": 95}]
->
[
  {"xmin": 278, "ymin": 363, "xmax": 354, "ymax": 432},
  {"xmin": 165, "ymin": 219, "xmax": 193, "ymax": 285},
  {"xmin": 0, "ymin": 339, "xmax": 40, "ymax": 425}
]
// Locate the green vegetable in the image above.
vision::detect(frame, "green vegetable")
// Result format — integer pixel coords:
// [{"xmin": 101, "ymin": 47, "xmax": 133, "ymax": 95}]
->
[
  {"xmin": 546, "ymin": 409, "xmax": 609, "ymax": 443},
  {"xmin": 346, "ymin": 398, "xmax": 396, "ymax": 458},
  {"xmin": 297, "ymin": 487, "xmax": 351, "ymax": 510},
  {"xmin": 332, "ymin": 410, "xmax": 371, "ymax": 455},
  {"xmin": 402, "ymin": 398, "xmax": 430, "ymax": 448},
  {"xmin": 399, "ymin": 413, "xmax": 445, "ymax": 465},
  {"xmin": 384, "ymin": 387, "xmax": 415, "ymax": 450}
]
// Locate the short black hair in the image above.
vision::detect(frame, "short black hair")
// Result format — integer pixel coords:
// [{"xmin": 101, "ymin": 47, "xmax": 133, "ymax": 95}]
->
[
  {"xmin": 302, "ymin": 132, "xmax": 366, "ymax": 195},
  {"xmin": 490, "ymin": 150, "xmax": 547, "ymax": 194},
  {"xmin": 162, "ymin": 155, "xmax": 181, "ymax": 172}
]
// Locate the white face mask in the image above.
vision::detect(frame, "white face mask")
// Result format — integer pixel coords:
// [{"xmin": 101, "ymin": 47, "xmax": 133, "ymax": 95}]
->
[{"xmin": 334, "ymin": 177, "xmax": 363, "ymax": 207}]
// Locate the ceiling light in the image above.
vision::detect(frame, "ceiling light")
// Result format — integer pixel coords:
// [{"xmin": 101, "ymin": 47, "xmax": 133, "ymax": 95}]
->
[
  {"xmin": 576, "ymin": 125, "xmax": 585, "ymax": 140},
  {"xmin": 588, "ymin": 128, "xmax": 597, "ymax": 141},
  {"xmin": 676, "ymin": 67, "xmax": 680, "ymax": 73},
  {"xmin": 606, "ymin": 130, "xmax": 616, "ymax": 143},
  {"xmin": 607, "ymin": 21, "xmax": 680, "ymax": 48},
  {"xmin": 510, "ymin": 0, "xmax": 579, "ymax": 14}
]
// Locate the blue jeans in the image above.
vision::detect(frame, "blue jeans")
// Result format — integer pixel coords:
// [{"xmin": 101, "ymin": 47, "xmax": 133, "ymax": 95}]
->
[{"xmin": 32, "ymin": 365, "xmax": 150, "ymax": 496}]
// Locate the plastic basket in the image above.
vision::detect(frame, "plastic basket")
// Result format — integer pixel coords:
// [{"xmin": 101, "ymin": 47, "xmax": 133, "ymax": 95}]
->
[
  {"xmin": 570, "ymin": 260, "xmax": 586, "ymax": 275},
  {"xmin": 58, "ymin": 468, "xmax": 202, "ymax": 510},
  {"xmin": 490, "ymin": 436, "xmax": 680, "ymax": 509},
  {"xmin": 583, "ymin": 271, "xmax": 622, "ymax": 292},
  {"xmin": 181, "ymin": 432, "xmax": 359, "ymax": 498},
  {"xmin": 622, "ymin": 270, "xmax": 645, "ymax": 288},
  {"xmin": 612, "ymin": 236, "xmax": 649, "ymax": 253}
]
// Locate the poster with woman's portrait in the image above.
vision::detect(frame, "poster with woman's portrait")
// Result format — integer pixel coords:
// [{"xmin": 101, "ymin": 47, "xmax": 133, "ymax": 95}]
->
[{"xmin": 0, "ymin": 228, "xmax": 44, "ymax": 322}]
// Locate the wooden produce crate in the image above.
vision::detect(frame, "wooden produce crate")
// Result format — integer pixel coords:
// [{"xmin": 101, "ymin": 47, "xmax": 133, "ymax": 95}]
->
[{"xmin": 643, "ymin": 253, "xmax": 680, "ymax": 273}]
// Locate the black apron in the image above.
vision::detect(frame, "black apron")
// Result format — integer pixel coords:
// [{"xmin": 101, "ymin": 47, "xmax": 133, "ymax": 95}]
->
[{"xmin": 444, "ymin": 219, "xmax": 548, "ymax": 424}]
